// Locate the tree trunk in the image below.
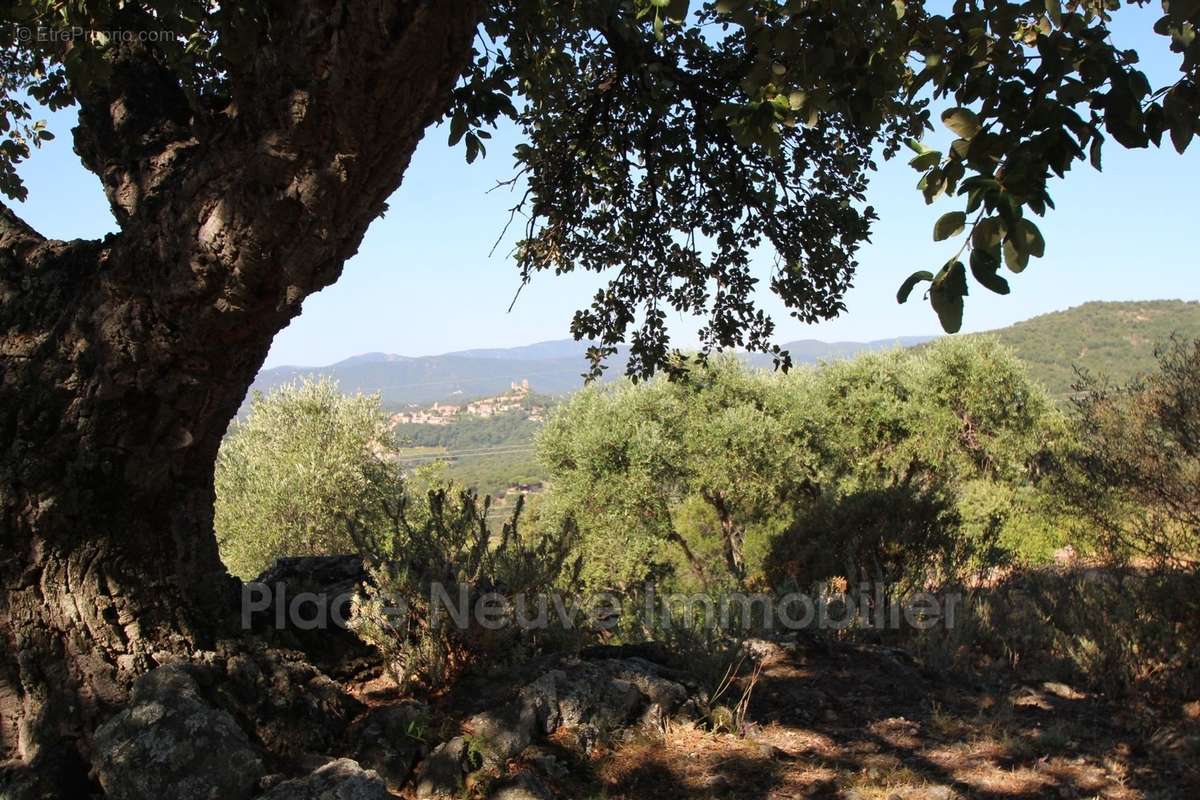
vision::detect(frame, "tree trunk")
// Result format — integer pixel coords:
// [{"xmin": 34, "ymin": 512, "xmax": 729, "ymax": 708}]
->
[
  {"xmin": 705, "ymin": 491, "xmax": 746, "ymax": 583},
  {"xmin": 0, "ymin": 1, "xmax": 480, "ymax": 792}
]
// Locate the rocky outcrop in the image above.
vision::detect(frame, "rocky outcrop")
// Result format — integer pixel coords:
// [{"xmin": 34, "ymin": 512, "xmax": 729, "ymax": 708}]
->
[
  {"xmin": 92, "ymin": 666, "xmax": 265, "ymax": 800},
  {"xmin": 244, "ymin": 556, "xmax": 379, "ymax": 679},
  {"xmin": 343, "ymin": 704, "xmax": 426, "ymax": 792},
  {"xmin": 194, "ymin": 642, "xmax": 363, "ymax": 763},
  {"xmin": 86, "ymin": 554, "xmax": 702, "ymax": 800},
  {"xmin": 414, "ymin": 737, "xmax": 471, "ymax": 799},
  {"xmin": 487, "ymin": 770, "xmax": 555, "ymax": 800},
  {"xmin": 414, "ymin": 653, "xmax": 693, "ymax": 797},
  {"xmin": 256, "ymin": 758, "xmax": 390, "ymax": 800}
]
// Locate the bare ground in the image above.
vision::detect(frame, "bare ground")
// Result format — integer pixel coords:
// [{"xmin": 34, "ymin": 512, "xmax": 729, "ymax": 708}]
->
[{"xmin": 478, "ymin": 637, "xmax": 1198, "ymax": 800}]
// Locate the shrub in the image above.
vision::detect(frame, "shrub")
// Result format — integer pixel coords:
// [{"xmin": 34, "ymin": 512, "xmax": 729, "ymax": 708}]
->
[
  {"xmin": 905, "ymin": 564, "xmax": 1200, "ymax": 701},
  {"xmin": 1058, "ymin": 336, "xmax": 1200, "ymax": 566},
  {"xmin": 769, "ymin": 337, "xmax": 1066, "ymax": 590},
  {"xmin": 764, "ymin": 484, "xmax": 993, "ymax": 592},
  {"xmin": 350, "ymin": 474, "xmax": 584, "ymax": 692},
  {"xmin": 535, "ymin": 356, "xmax": 820, "ymax": 591},
  {"xmin": 214, "ymin": 378, "xmax": 401, "ymax": 578}
]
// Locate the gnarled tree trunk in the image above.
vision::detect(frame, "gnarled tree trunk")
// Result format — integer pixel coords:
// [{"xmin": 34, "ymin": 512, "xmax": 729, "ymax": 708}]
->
[{"xmin": 0, "ymin": 1, "xmax": 480, "ymax": 793}]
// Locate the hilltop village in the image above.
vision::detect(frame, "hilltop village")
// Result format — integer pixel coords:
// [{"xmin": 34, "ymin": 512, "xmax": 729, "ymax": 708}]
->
[{"xmin": 387, "ymin": 380, "xmax": 546, "ymax": 427}]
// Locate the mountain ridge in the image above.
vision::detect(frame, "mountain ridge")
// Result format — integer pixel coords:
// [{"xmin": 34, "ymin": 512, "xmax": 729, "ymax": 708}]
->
[
  {"xmin": 247, "ymin": 300, "xmax": 1200, "ymax": 407},
  {"xmin": 251, "ymin": 337, "xmax": 935, "ymax": 407}
]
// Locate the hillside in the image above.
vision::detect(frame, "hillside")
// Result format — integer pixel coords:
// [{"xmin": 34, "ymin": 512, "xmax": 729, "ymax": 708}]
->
[
  {"xmin": 247, "ymin": 301, "xmax": 1200, "ymax": 409},
  {"xmin": 247, "ymin": 349, "xmax": 626, "ymax": 408},
  {"xmin": 249, "ymin": 337, "xmax": 935, "ymax": 408},
  {"xmin": 977, "ymin": 300, "xmax": 1200, "ymax": 397}
]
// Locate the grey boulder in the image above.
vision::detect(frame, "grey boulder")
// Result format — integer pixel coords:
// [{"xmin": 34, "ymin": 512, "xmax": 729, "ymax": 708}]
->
[
  {"xmin": 256, "ymin": 758, "xmax": 390, "ymax": 800},
  {"xmin": 93, "ymin": 665, "xmax": 264, "ymax": 800}
]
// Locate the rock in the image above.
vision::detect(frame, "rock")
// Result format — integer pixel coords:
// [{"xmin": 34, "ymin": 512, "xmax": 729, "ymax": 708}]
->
[
  {"xmin": 243, "ymin": 556, "xmax": 378, "ymax": 677},
  {"xmin": 468, "ymin": 700, "xmax": 537, "ymax": 765},
  {"xmin": 521, "ymin": 670, "xmax": 564, "ymax": 735},
  {"xmin": 524, "ymin": 747, "xmax": 569, "ymax": 779},
  {"xmin": 461, "ymin": 656, "xmax": 689, "ymax": 765},
  {"xmin": 467, "ymin": 671, "xmax": 562, "ymax": 764},
  {"xmin": 741, "ymin": 638, "xmax": 793, "ymax": 662},
  {"xmin": 256, "ymin": 758, "xmax": 389, "ymax": 800},
  {"xmin": 344, "ymin": 705, "xmax": 425, "ymax": 790},
  {"xmin": 93, "ymin": 665, "xmax": 264, "ymax": 800},
  {"xmin": 407, "ymin": 654, "xmax": 695, "ymax": 795},
  {"xmin": 555, "ymin": 658, "xmax": 686, "ymax": 732},
  {"xmin": 414, "ymin": 736, "xmax": 468, "ymax": 798},
  {"xmin": 206, "ymin": 642, "xmax": 362, "ymax": 760},
  {"xmin": 487, "ymin": 770, "xmax": 555, "ymax": 800}
]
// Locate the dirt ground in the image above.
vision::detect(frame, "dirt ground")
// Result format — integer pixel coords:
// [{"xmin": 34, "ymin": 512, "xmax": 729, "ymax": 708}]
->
[{"xmin": 499, "ymin": 637, "xmax": 1199, "ymax": 800}]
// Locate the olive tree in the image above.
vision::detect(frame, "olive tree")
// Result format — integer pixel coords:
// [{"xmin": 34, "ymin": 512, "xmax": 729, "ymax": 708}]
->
[
  {"xmin": 768, "ymin": 337, "xmax": 1068, "ymax": 588},
  {"xmin": 214, "ymin": 378, "xmax": 401, "ymax": 579},
  {"xmin": 537, "ymin": 357, "xmax": 814, "ymax": 588},
  {"xmin": 1060, "ymin": 336, "xmax": 1200, "ymax": 566}
]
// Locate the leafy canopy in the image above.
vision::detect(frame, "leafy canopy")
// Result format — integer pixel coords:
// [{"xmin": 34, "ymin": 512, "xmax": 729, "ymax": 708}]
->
[
  {"xmin": 535, "ymin": 338, "xmax": 1068, "ymax": 590},
  {"xmin": 214, "ymin": 378, "xmax": 401, "ymax": 578},
  {"xmin": 3, "ymin": 0, "xmax": 1197, "ymax": 374}
]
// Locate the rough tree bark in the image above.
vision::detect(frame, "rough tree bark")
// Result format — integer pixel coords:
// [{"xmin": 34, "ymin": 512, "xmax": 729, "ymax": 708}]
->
[{"xmin": 0, "ymin": 1, "xmax": 481, "ymax": 792}]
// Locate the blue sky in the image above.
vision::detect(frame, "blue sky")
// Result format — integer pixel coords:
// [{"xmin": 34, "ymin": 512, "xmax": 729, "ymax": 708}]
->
[{"xmin": 10, "ymin": 3, "xmax": 1199, "ymax": 368}]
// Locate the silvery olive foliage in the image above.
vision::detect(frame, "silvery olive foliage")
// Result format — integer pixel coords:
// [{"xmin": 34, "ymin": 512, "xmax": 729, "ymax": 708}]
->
[
  {"xmin": 537, "ymin": 338, "xmax": 1069, "ymax": 590},
  {"xmin": 214, "ymin": 378, "xmax": 401, "ymax": 578}
]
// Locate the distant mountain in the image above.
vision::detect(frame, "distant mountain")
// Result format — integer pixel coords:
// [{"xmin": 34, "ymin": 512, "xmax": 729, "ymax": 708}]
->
[
  {"xmin": 245, "ymin": 301, "xmax": 1200, "ymax": 409},
  {"xmin": 248, "ymin": 336, "xmax": 932, "ymax": 408},
  {"xmin": 446, "ymin": 339, "xmax": 596, "ymax": 361},
  {"xmin": 331, "ymin": 352, "xmax": 415, "ymax": 367},
  {"xmin": 974, "ymin": 300, "xmax": 1200, "ymax": 398},
  {"xmin": 741, "ymin": 336, "xmax": 936, "ymax": 368},
  {"xmin": 248, "ymin": 353, "xmax": 618, "ymax": 409}
]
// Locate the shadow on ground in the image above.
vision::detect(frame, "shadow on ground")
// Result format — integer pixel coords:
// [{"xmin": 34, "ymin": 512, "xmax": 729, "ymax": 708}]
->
[{"xmin": 498, "ymin": 636, "xmax": 1198, "ymax": 800}]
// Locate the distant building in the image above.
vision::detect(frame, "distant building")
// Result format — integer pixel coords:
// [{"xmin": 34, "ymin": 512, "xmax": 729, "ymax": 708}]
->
[
  {"xmin": 465, "ymin": 380, "xmax": 532, "ymax": 418},
  {"xmin": 388, "ymin": 401, "xmax": 461, "ymax": 426},
  {"xmin": 389, "ymin": 380, "xmax": 544, "ymax": 427}
]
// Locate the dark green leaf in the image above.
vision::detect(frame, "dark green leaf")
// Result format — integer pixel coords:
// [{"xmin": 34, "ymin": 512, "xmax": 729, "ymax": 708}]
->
[
  {"xmin": 908, "ymin": 150, "xmax": 942, "ymax": 171},
  {"xmin": 970, "ymin": 249, "xmax": 1010, "ymax": 295},
  {"xmin": 933, "ymin": 211, "xmax": 967, "ymax": 241},
  {"xmin": 971, "ymin": 217, "xmax": 1005, "ymax": 250},
  {"xmin": 1003, "ymin": 237, "xmax": 1030, "ymax": 273},
  {"xmin": 930, "ymin": 261, "xmax": 968, "ymax": 333},
  {"xmin": 897, "ymin": 270, "xmax": 934, "ymax": 304},
  {"xmin": 1169, "ymin": 111, "xmax": 1194, "ymax": 154},
  {"xmin": 1015, "ymin": 218, "xmax": 1045, "ymax": 258},
  {"xmin": 941, "ymin": 108, "xmax": 982, "ymax": 140},
  {"xmin": 448, "ymin": 113, "xmax": 469, "ymax": 147}
]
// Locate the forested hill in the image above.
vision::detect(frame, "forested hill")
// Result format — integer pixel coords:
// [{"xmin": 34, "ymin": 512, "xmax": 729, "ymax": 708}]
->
[{"xmin": 976, "ymin": 300, "xmax": 1200, "ymax": 398}]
